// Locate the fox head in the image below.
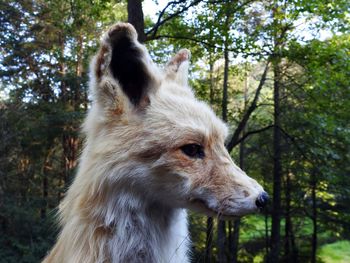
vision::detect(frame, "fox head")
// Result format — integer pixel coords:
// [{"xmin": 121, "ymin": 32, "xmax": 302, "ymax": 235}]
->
[{"xmin": 85, "ymin": 23, "xmax": 268, "ymax": 219}]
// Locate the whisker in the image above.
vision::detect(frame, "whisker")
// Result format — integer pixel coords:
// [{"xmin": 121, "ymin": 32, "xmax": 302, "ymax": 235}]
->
[
  {"xmin": 167, "ymin": 231, "xmax": 191, "ymax": 263},
  {"xmin": 195, "ymin": 216, "xmax": 216, "ymax": 263}
]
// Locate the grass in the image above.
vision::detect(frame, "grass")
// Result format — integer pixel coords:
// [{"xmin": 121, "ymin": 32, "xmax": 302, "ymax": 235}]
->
[{"xmin": 318, "ymin": 240, "xmax": 350, "ymax": 263}]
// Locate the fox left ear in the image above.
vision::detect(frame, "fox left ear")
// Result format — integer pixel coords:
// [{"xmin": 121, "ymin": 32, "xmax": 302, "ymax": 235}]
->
[
  {"xmin": 165, "ymin": 49, "xmax": 190, "ymax": 86},
  {"xmin": 93, "ymin": 23, "xmax": 159, "ymax": 110}
]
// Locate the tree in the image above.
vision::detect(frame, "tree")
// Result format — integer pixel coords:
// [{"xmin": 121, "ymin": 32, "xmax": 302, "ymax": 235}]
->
[
  {"xmin": 1, "ymin": 0, "xmax": 349, "ymax": 262},
  {"xmin": 0, "ymin": 0, "xmax": 126, "ymax": 260}
]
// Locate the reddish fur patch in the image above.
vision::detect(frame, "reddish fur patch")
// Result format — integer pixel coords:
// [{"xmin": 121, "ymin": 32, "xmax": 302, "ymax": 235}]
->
[
  {"xmin": 166, "ymin": 141, "xmax": 237, "ymax": 206},
  {"xmin": 96, "ymin": 45, "xmax": 109, "ymax": 79},
  {"xmin": 110, "ymin": 96, "xmax": 124, "ymax": 115},
  {"xmin": 167, "ymin": 49, "xmax": 190, "ymax": 71}
]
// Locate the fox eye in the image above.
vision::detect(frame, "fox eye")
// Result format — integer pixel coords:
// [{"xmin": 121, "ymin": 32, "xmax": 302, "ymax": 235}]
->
[{"xmin": 180, "ymin": 144, "xmax": 205, "ymax": 159}]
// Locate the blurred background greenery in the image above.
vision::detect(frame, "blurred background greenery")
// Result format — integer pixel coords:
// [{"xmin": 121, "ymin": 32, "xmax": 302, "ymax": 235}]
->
[{"xmin": 0, "ymin": 0, "xmax": 349, "ymax": 262}]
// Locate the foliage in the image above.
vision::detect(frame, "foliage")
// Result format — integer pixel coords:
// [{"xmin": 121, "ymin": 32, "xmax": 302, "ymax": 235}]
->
[
  {"xmin": 0, "ymin": 0, "xmax": 126, "ymax": 261},
  {"xmin": 1, "ymin": 0, "xmax": 349, "ymax": 262},
  {"xmin": 318, "ymin": 241, "xmax": 350, "ymax": 263}
]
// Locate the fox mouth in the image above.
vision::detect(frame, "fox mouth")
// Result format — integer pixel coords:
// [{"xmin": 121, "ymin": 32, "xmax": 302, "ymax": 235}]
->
[
  {"xmin": 188, "ymin": 198, "xmax": 218, "ymax": 216},
  {"xmin": 188, "ymin": 198, "xmax": 237, "ymax": 219},
  {"xmin": 188, "ymin": 197, "xmax": 257, "ymax": 219}
]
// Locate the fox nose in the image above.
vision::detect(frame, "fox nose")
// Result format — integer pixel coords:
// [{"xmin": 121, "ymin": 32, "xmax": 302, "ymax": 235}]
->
[{"xmin": 255, "ymin": 192, "xmax": 269, "ymax": 209}]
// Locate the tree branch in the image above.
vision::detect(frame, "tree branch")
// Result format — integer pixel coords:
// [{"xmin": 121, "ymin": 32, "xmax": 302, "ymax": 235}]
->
[
  {"xmin": 150, "ymin": 34, "xmax": 270, "ymax": 56},
  {"xmin": 278, "ymin": 126, "xmax": 310, "ymax": 161},
  {"xmin": 230, "ymin": 125, "xmax": 274, "ymax": 148},
  {"xmin": 151, "ymin": 34, "xmax": 215, "ymax": 47},
  {"xmin": 149, "ymin": 0, "xmax": 186, "ymax": 36},
  {"xmin": 146, "ymin": 0, "xmax": 201, "ymax": 40},
  {"xmin": 226, "ymin": 61, "xmax": 270, "ymax": 152}
]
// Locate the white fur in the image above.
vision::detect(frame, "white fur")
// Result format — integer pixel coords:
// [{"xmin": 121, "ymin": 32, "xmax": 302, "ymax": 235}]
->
[{"xmin": 43, "ymin": 23, "xmax": 265, "ymax": 263}]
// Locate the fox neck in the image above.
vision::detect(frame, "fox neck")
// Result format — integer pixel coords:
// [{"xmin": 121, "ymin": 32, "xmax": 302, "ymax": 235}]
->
[{"xmin": 107, "ymin": 192, "xmax": 189, "ymax": 263}]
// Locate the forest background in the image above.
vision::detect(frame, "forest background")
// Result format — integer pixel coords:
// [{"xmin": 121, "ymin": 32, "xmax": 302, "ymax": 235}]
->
[{"xmin": 0, "ymin": 0, "xmax": 349, "ymax": 262}]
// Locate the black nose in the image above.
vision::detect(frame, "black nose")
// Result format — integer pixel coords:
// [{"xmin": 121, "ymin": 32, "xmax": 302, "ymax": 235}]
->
[{"xmin": 255, "ymin": 192, "xmax": 269, "ymax": 209}]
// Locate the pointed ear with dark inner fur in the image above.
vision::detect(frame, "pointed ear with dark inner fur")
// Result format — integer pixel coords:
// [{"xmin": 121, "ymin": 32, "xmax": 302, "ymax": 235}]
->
[{"xmin": 102, "ymin": 23, "xmax": 157, "ymax": 107}]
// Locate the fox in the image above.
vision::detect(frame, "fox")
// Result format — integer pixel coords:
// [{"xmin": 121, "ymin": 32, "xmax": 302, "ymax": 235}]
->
[{"xmin": 42, "ymin": 23, "xmax": 268, "ymax": 263}]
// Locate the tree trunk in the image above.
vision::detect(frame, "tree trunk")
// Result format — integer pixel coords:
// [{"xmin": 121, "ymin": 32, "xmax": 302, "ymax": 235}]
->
[
  {"xmin": 221, "ymin": 0, "xmax": 231, "ymax": 122},
  {"xmin": 265, "ymin": 210, "xmax": 269, "ymax": 256},
  {"xmin": 228, "ymin": 221, "xmax": 232, "ymax": 261},
  {"xmin": 58, "ymin": 31, "xmax": 66, "ymax": 202},
  {"xmin": 75, "ymin": 34, "xmax": 83, "ymax": 111},
  {"xmin": 222, "ymin": 46, "xmax": 229, "ymax": 122},
  {"xmin": 231, "ymin": 219, "xmax": 240, "ymax": 263},
  {"xmin": 58, "ymin": 31, "xmax": 66, "ymax": 102},
  {"xmin": 41, "ymin": 172, "xmax": 48, "ymax": 219},
  {"xmin": 217, "ymin": 220, "xmax": 227, "ymax": 263},
  {"xmin": 218, "ymin": 6, "xmax": 231, "ymax": 262},
  {"xmin": 41, "ymin": 148, "xmax": 54, "ymax": 219},
  {"xmin": 284, "ymin": 171, "xmax": 292, "ymax": 262},
  {"xmin": 311, "ymin": 170, "xmax": 317, "ymax": 263},
  {"xmin": 127, "ymin": 0, "xmax": 146, "ymax": 42},
  {"xmin": 268, "ymin": 56, "xmax": 282, "ymax": 263},
  {"xmin": 205, "ymin": 47, "xmax": 216, "ymax": 263},
  {"xmin": 284, "ymin": 170, "xmax": 297, "ymax": 262},
  {"xmin": 268, "ymin": 3, "xmax": 284, "ymax": 259},
  {"xmin": 230, "ymin": 68, "xmax": 248, "ymax": 263},
  {"xmin": 205, "ymin": 216, "xmax": 214, "ymax": 263},
  {"xmin": 209, "ymin": 53, "xmax": 215, "ymax": 106}
]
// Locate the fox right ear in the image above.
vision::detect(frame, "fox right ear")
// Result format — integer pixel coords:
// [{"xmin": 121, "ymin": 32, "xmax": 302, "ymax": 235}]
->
[
  {"xmin": 165, "ymin": 49, "xmax": 191, "ymax": 86},
  {"xmin": 92, "ymin": 23, "xmax": 159, "ymax": 110}
]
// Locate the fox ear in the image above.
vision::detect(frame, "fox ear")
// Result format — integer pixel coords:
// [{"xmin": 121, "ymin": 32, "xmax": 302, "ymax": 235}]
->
[
  {"xmin": 165, "ymin": 49, "xmax": 190, "ymax": 86},
  {"xmin": 93, "ymin": 23, "xmax": 159, "ymax": 109}
]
